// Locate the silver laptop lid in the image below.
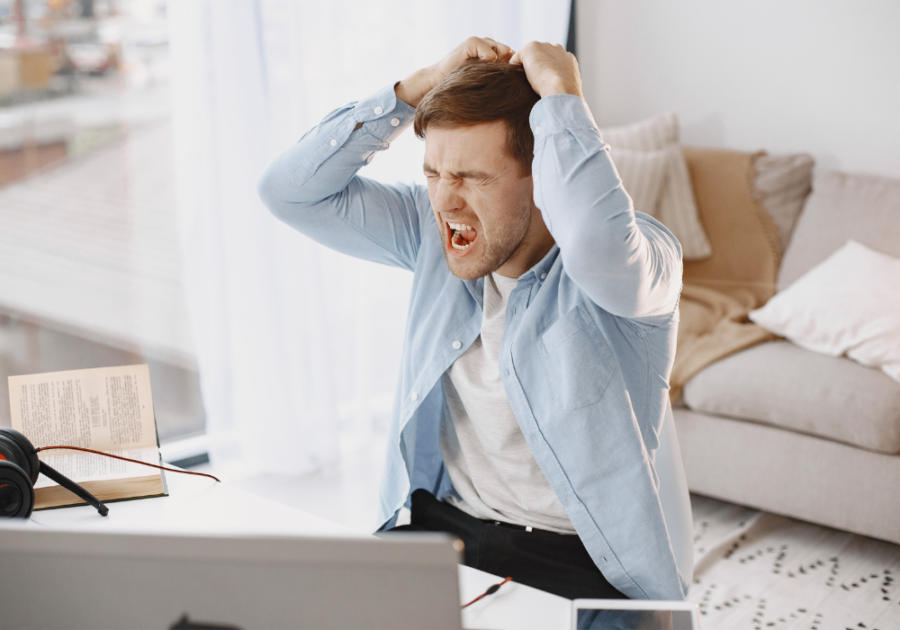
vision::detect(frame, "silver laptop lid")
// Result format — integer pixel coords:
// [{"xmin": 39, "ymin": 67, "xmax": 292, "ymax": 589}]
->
[{"xmin": 0, "ymin": 524, "xmax": 462, "ymax": 630}]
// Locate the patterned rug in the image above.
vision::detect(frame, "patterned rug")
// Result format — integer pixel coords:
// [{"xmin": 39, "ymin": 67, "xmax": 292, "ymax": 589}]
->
[{"xmin": 688, "ymin": 495, "xmax": 900, "ymax": 629}]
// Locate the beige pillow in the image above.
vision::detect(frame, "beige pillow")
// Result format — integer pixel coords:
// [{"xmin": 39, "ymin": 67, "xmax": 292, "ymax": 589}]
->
[
  {"xmin": 601, "ymin": 112, "xmax": 679, "ymax": 149},
  {"xmin": 601, "ymin": 114, "xmax": 712, "ymax": 260},
  {"xmin": 608, "ymin": 147, "xmax": 668, "ymax": 217}
]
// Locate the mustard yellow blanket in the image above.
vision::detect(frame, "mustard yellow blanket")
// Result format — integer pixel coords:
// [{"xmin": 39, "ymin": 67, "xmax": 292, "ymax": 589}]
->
[{"xmin": 670, "ymin": 148, "xmax": 783, "ymax": 400}]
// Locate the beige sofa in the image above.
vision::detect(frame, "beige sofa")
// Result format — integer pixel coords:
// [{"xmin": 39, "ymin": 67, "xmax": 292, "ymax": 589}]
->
[{"xmin": 673, "ymin": 162, "xmax": 900, "ymax": 545}]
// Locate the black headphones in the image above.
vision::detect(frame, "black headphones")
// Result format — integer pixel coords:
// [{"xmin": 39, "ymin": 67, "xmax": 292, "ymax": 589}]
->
[{"xmin": 0, "ymin": 427, "xmax": 108, "ymax": 519}]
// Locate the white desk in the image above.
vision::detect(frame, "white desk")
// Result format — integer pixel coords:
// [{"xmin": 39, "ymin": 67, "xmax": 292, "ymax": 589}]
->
[{"xmin": 29, "ymin": 471, "xmax": 571, "ymax": 630}]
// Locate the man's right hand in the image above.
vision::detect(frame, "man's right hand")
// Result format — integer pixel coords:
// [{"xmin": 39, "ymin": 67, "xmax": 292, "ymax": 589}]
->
[{"xmin": 395, "ymin": 37, "xmax": 514, "ymax": 108}]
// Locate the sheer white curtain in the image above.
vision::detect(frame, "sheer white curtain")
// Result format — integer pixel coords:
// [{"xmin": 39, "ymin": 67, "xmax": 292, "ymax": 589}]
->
[{"xmin": 167, "ymin": 0, "xmax": 570, "ymax": 479}]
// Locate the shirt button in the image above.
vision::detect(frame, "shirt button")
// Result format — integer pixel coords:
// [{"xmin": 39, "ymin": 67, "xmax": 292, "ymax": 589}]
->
[
  {"xmin": 506, "ymin": 369, "xmax": 511, "ymax": 376},
  {"xmin": 374, "ymin": 106, "xmax": 383, "ymax": 115},
  {"xmin": 535, "ymin": 125, "xmax": 541, "ymax": 134},
  {"xmin": 390, "ymin": 118, "xmax": 400, "ymax": 127},
  {"xmin": 513, "ymin": 306, "xmax": 517, "ymax": 315},
  {"xmin": 452, "ymin": 341, "xmax": 461, "ymax": 350},
  {"xmin": 411, "ymin": 392, "xmax": 419, "ymax": 401},
  {"xmin": 329, "ymin": 139, "xmax": 337, "ymax": 146},
  {"xmin": 541, "ymin": 272, "xmax": 547, "ymax": 280}
]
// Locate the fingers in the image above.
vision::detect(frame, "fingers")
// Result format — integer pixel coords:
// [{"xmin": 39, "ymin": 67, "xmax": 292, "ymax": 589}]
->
[
  {"xmin": 464, "ymin": 36, "xmax": 514, "ymax": 62},
  {"xmin": 485, "ymin": 38, "xmax": 514, "ymax": 60},
  {"xmin": 510, "ymin": 42, "xmax": 532, "ymax": 65},
  {"xmin": 510, "ymin": 41, "xmax": 575, "ymax": 65},
  {"xmin": 510, "ymin": 40, "xmax": 537, "ymax": 65},
  {"xmin": 463, "ymin": 36, "xmax": 493, "ymax": 61},
  {"xmin": 460, "ymin": 38, "xmax": 572, "ymax": 68},
  {"xmin": 504, "ymin": 41, "xmax": 583, "ymax": 98}
]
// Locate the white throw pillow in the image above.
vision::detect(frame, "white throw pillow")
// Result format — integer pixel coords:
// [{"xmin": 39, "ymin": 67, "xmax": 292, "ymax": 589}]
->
[
  {"xmin": 609, "ymin": 147, "xmax": 668, "ymax": 218},
  {"xmin": 601, "ymin": 113, "xmax": 712, "ymax": 260},
  {"xmin": 749, "ymin": 240, "xmax": 900, "ymax": 383}
]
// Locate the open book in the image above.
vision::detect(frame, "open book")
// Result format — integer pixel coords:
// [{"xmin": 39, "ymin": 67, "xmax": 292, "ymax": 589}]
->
[{"xmin": 9, "ymin": 364, "xmax": 168, "ymax": 510}]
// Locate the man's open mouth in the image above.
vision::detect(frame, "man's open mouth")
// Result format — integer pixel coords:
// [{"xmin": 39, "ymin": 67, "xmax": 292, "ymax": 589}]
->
[{"xmin": 447, "ymin": 221, "xmax": 478, "ymax": 252}]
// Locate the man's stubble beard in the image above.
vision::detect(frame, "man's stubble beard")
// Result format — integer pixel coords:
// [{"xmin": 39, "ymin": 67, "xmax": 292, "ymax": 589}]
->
[{"xmin": 440, "ymin": 206, "xmax": 532, "ymax": 281}]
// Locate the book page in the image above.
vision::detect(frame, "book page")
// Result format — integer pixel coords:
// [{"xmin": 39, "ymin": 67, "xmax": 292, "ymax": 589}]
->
[
  {"xmin": 33, "ymin": 446, "xmax": 161, "ymax": 488},
  {"xmin": 9, "ymin": 364, "xmax": 157, "ymax": 451}
]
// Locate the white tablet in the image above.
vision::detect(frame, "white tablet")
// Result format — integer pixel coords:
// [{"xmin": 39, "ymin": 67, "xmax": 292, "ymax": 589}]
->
[{"xmin": 571, "ymin": 599, "xmax": 701, "ymax": 630}]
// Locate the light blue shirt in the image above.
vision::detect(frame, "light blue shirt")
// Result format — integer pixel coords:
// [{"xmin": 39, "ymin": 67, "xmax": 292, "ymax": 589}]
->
[{"xmin": 257, "ymin": 84, "xmax": 686, "ymax": 600}]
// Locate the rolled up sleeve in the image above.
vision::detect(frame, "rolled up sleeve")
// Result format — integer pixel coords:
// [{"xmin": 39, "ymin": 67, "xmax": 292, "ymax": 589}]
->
[{"xmin": 257, "ymin": 84, "xmax": 425, "ymax": 271}]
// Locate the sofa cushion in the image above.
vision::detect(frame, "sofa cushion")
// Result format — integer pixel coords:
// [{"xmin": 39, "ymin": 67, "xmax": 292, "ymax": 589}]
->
[
  {"xmin": 683, "ymin": 340, "xmax": 900, "ymax": 454},
  {"xmin": 778, "ymin": 171, "xmax": 900, "ymax": 291}
]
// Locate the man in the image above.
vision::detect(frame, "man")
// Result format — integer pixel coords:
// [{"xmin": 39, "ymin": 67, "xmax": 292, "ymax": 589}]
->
[{"xmin": 258, "ymin": 37, "xmax": 686, "ymax": 601}]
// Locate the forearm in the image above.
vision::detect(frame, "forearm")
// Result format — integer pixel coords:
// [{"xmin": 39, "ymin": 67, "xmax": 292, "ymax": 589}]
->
[
  {"xmin": 532, "ymin": 95, "xmax": 682, "ymax": 321},
  {"xmin": 395, "ymin": 36, "xmax": 515, "ymax": 108},
  {"xmin": 256, "ymin": 84, "xmax": 424, "ymax": 270},
  {"xmin": 394, "ymin": 66, "xmax": 442, "ymax": 108},
  {"xmin": 258, "ymin": 85, "xmax": 413, "ymax": 210}
]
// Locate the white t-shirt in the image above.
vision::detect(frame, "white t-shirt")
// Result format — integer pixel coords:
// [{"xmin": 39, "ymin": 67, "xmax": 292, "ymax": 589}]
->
[{"xmin": 440, "ymin": 272, "xmax": 576, "ymax": 533}]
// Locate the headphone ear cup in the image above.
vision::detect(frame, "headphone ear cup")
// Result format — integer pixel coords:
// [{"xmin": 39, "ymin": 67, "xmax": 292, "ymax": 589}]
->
[
  {"xmin": 0, "ymin": 460, "xmax": 35, "ymax": 519},
  {"xmin": 0, "ymin": 428, "xmax": 39, "ymax": 485}
]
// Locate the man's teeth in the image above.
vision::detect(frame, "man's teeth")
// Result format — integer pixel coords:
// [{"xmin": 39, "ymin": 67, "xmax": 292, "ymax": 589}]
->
[
  {"xmin": 448, "ymin": 221, "xmax": 475, "ymax": 250},
  {"xmin": 452, "ymin": 237, "xmax": 472, "ymax": 250}
]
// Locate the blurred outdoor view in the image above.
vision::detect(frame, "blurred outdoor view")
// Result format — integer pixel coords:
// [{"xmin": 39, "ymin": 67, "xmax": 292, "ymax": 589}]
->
[{"xmin": 0, "ymin": 0, "xmax": 203, "ymax": 442}]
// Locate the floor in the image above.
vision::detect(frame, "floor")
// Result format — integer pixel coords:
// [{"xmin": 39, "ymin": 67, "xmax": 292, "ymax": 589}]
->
[{"xmin": 689, "ymin": 495, "xmax": 900, "ymax": 629}]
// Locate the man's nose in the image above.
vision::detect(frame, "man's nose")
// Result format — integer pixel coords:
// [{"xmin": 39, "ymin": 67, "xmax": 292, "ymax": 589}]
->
[{"xmin": 431, "ymin": 180, "xmax": 463, "ymax": 215}]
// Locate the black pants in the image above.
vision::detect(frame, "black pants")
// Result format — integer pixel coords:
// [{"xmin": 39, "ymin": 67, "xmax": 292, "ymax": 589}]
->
[{"xmin": 383, "ymin": 489, "xmax": 628, "ymax": 601}]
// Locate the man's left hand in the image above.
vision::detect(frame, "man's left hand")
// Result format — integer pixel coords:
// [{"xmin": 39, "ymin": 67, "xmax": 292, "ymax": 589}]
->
[{"xmin": 509, "ymin": 42, "xmax": 583, "ymax": 99}]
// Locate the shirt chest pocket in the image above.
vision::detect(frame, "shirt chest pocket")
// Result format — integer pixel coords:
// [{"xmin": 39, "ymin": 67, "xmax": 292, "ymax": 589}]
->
[{"xmin": 539, "ymin": 306, "xmax": 617, "ymax": 410}]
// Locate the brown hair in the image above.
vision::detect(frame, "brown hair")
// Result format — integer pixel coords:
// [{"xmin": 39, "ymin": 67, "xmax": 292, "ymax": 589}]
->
[{"xmin": 414, "ymin": 60, "xmax": 541, "ymax": 175}]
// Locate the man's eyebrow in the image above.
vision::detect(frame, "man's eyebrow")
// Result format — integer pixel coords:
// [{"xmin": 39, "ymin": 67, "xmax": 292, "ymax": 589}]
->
[{"xmin": 422, "ymin": 163, "xmax": 492, "ymax": 180}]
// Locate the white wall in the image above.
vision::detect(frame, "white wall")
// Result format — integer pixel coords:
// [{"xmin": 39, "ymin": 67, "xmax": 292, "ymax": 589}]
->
[{"xmin": 577, "ymin": 0, "xmax": 900, "ymax": 180}]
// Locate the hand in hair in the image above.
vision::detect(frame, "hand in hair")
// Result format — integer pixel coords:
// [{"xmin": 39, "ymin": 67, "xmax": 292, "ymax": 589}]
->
[
  {"xmin": 510, "ymin": 42, "xmax": 583, "ymax": 99},
  {"xmin": 395, "ymin": 36, "xmax": 514, "ymax": 108}
]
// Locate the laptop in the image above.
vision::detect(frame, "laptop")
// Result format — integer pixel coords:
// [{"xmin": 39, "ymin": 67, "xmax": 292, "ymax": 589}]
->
[
  {"xmin": 572, "ymin": 599, "xmax": 701, "ymax": 630},
  {"xmin": 0, "ymin": 523, "xmax": 462, "ymax": 629}
]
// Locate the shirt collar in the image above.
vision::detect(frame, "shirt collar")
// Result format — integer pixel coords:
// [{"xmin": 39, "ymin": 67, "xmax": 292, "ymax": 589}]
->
[
  {"xmin": 460, "ymin": 243, "xmax": 559, "ymax": 302},
  {"xmin": 462, "ymin": 276, "xmax": 485, "ymax": 307},
  {"xmin": 525, "ymin": 243, "xmax": 560, "ymax": 282}
]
